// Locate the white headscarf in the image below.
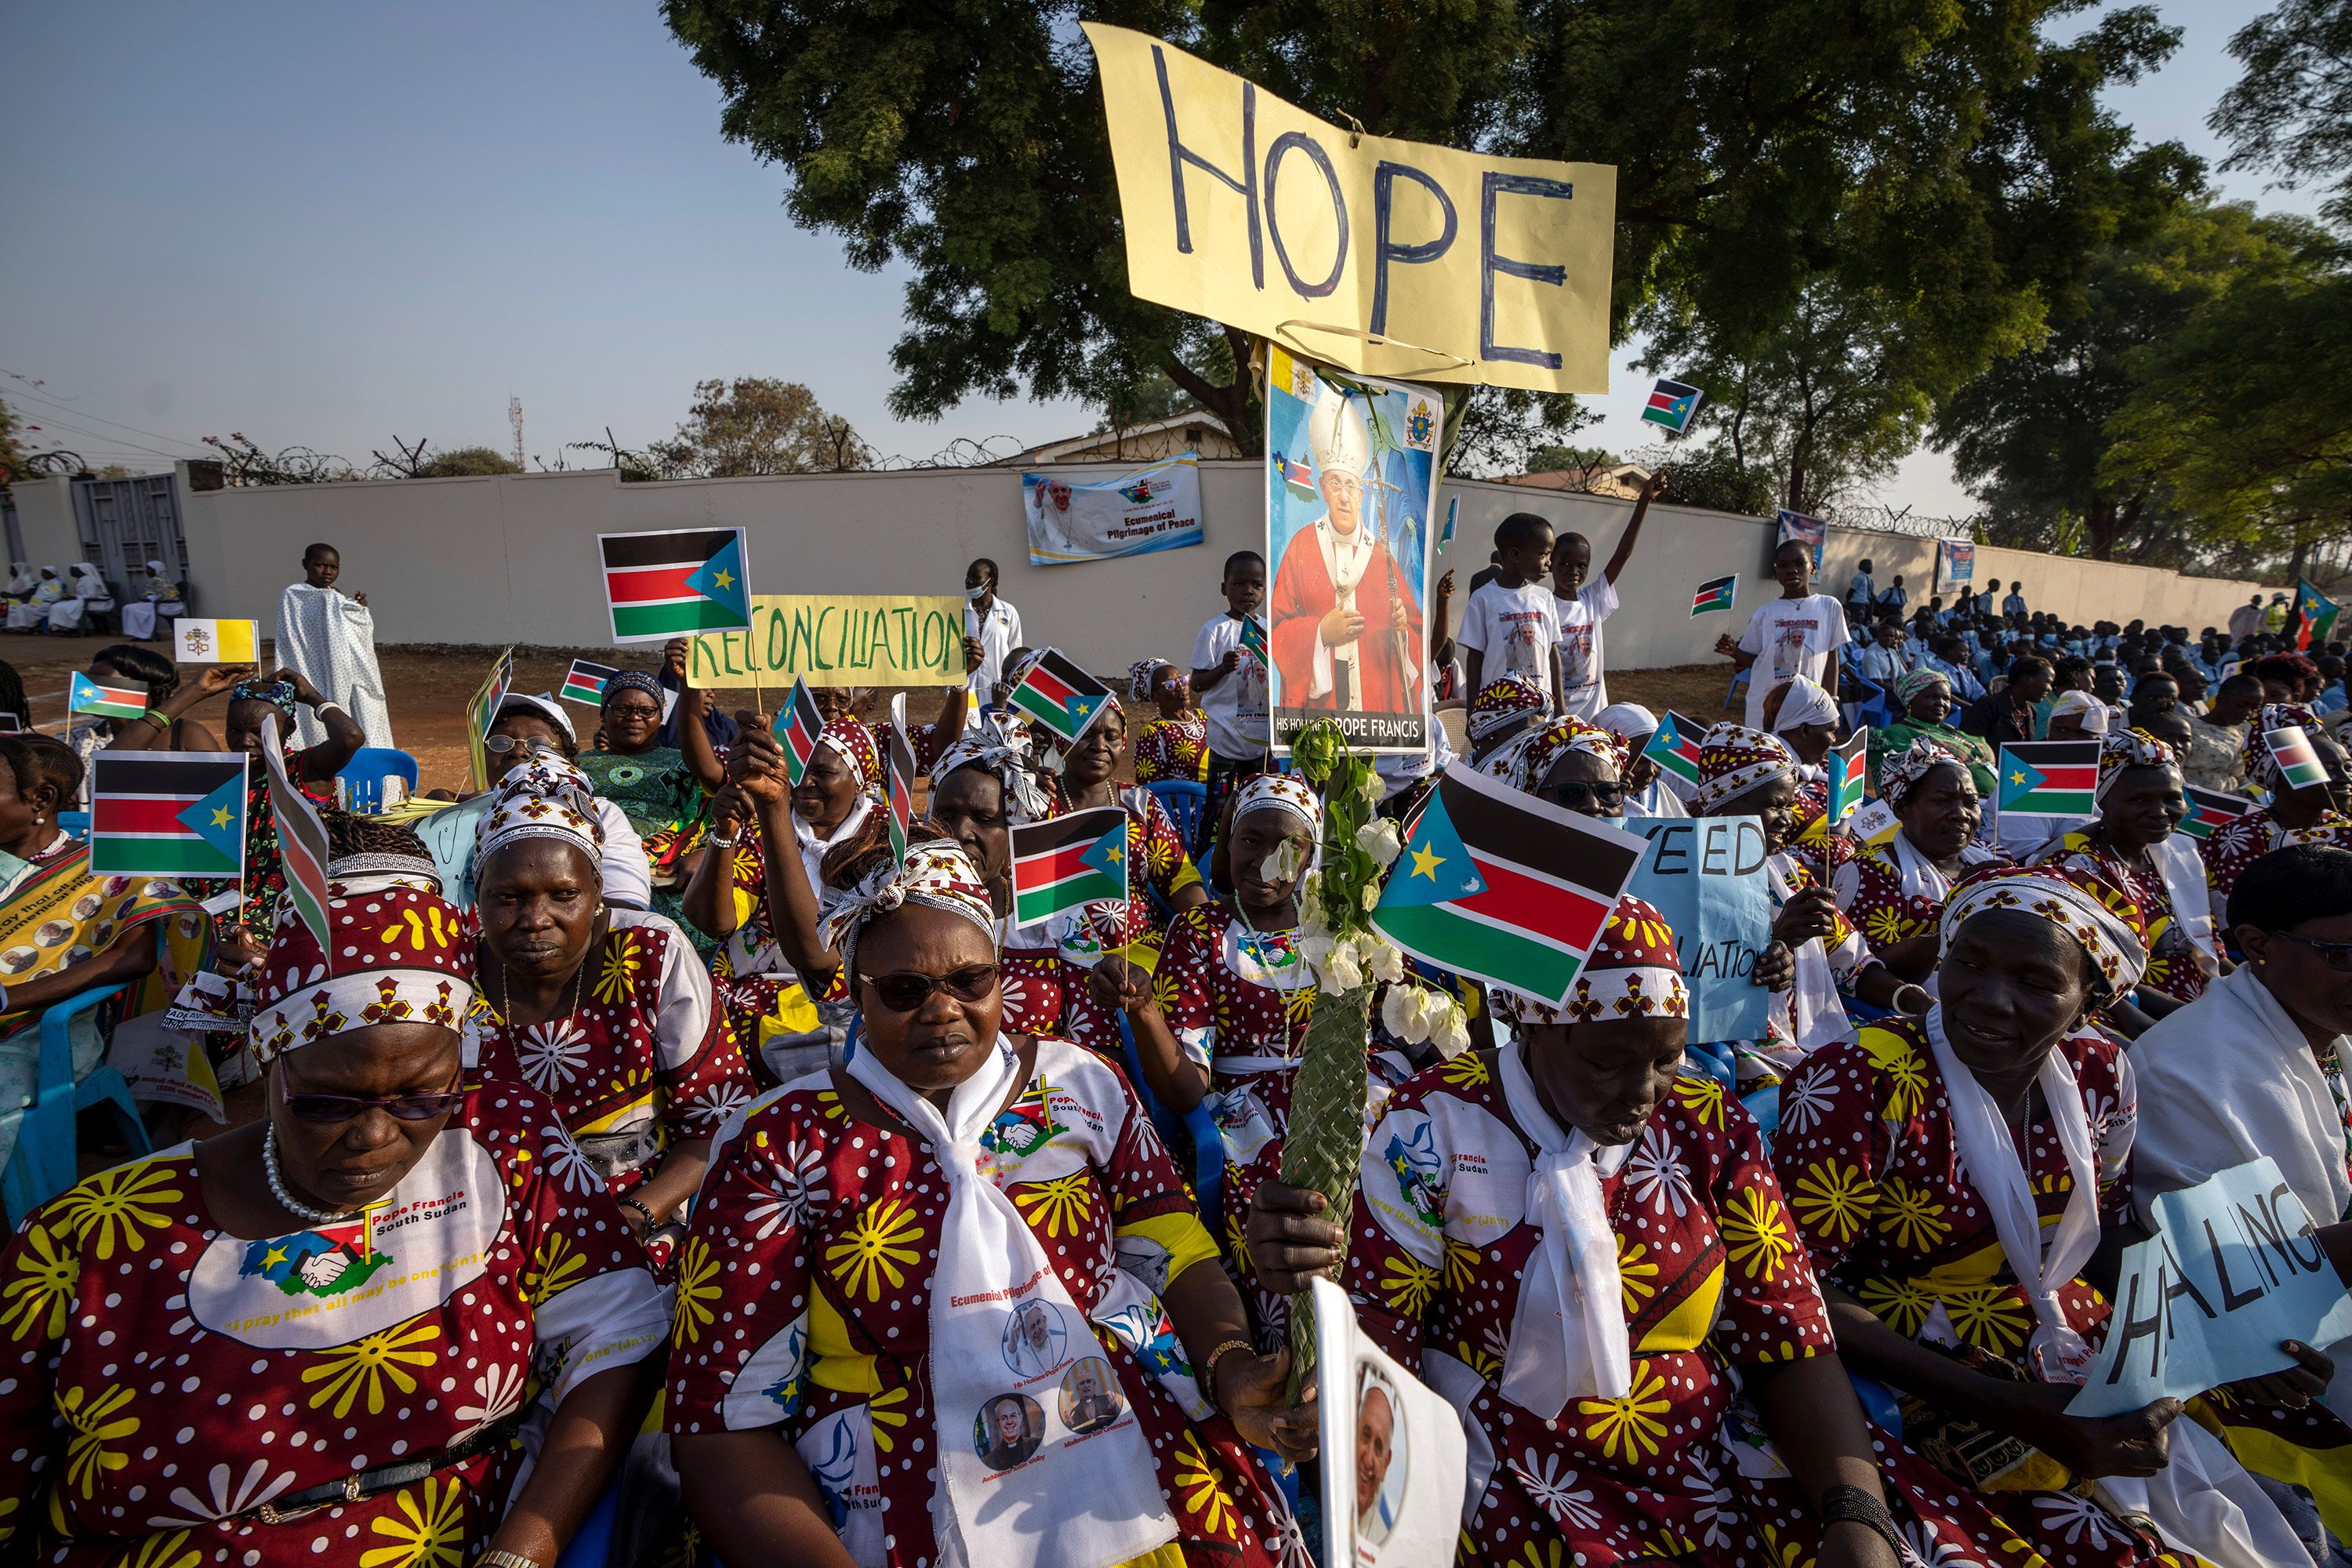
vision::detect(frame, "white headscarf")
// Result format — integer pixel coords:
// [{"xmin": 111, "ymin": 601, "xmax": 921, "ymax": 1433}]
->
[{"xmin": 1768, "ymin": 676, "xmax": 1838, "ymax": 733}]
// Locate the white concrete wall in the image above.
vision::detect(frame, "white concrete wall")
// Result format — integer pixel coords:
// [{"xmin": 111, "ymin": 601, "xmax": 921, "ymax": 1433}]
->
[
  {"xmin": 5, "ymin": 476, "xmax": 85, "ymax": 572},
  {"xmin": 175, "ymin": 460, "xmax": 2264, "ymax": 671}
]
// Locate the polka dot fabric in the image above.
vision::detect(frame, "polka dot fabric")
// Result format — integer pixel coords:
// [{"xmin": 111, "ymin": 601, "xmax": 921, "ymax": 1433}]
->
[{"xmin": 0, "ymin": 1083, "xmax": 664, "ymax": 1566}]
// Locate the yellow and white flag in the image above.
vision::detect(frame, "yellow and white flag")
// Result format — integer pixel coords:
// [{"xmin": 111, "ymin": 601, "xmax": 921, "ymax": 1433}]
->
[{"xmin": 173, "ymin": 618, "xmax": 260, "ymax": 664}]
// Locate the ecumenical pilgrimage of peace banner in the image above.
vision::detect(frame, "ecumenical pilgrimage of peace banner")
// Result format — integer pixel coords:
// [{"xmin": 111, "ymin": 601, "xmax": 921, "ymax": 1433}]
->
[
  {"xmin": 1081, "ymin": 24, "xmax": 1615, "ymax": 394},
  {"xmin": 688, "ymin": 593, "xmax": 967, "ymax": 688}
]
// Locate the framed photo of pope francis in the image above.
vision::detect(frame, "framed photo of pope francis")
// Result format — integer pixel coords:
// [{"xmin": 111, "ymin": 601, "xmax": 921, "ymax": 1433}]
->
[{"xmin": 1264, "ymin": 347, "xmax": 1439, "ymax": 755}]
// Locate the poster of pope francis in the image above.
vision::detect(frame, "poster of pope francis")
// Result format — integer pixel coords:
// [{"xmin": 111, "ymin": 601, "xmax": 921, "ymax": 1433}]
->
[{"xmin": 1264, "ymin": 347, "xmax": 1438, "ymax": 754}]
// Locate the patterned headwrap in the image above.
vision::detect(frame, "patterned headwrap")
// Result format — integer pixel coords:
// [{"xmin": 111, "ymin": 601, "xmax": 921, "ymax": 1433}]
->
[
  {"xmin": 1504, "ymin": 895, "xmax": 1688, "ymax": 1026},
  {"xmin": 817, "ymin": 836, "xmax": 997, "ymax": 983},
  {"xmin": 2049, "ymin": 690, "xmax": 2109, "ymax": 735},
  {"xmin": 822, "ymin": 716, "xmax": 882, "ymax": 789},
  {"xmin": 1766, "ymin": 676, "xmax": 1838, "ymax": 733},
  {"xmin": 1940, "ymin": 864, "xmax": 2147, "ymax": 996},
  {"xmin": 1469, "ymin": 671, "xmax": 1549, "ymax": 742},
  {"xmin": 2094, "ymin": 728, "xmax": 2176, "ymax": 801},
  {"xmin": 1231, "ymin": 773, "xmax": 1321, "ymax": 837},
  {"xmin": 1690, "ymin": 724, "xmax": 1796, "ymax": 813},
  {"xmin": 2245, "ymin": 702, "xmax": 2323, "ymax": 792},
  {"xmin": 1893, "ymin": 668, "xmax": 1951, "ymax": 708},
  {"xmin": 231, "ymin": 680, "xmax": 297, "ymax": 717},
  {"xmin": 931, "ymin": 731, "xmax": 1053, "ymax": 825},
  {"xmin": 249, "ymin": 873, "xmax": 476, "ymax": 1063},
  {"xmin": 1127, "ymin": 659, "xmax": 1177, "ymax": 702},
  {"xmin": 601, "ymin": 669, "xmax": 666, "ymax": 710},
  {"xmin": 1880, "ymin": 735, "xmax": 1965, "ymax": 811},
  {"xmin": 475, "ymin": 755, "xmax": 607, "ymax": 871},
  {"xmin": 1508, "ymin": 715, "xmax": 1624, "ymax": 793}
]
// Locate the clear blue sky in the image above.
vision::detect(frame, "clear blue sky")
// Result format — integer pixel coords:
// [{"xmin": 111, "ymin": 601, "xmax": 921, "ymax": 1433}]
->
[{"xmin": 0, "ymin": 0, "xmax": 2321, "ymax": 514}]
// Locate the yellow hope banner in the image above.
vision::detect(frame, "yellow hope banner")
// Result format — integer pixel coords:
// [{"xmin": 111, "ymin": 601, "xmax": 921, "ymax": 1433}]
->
[
  {"xmin": 688, "ymin": 593, "xmax": 967, "ymax": 688},
  {"xmin": 1082, "ymin": 23, "xmax": 1615, "ymax": 394}
]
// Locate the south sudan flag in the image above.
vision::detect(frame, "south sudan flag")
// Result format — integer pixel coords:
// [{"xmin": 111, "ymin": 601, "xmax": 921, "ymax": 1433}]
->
[
  {"xmin": 1641, "ymin": 377, "xmax": 1704, "ymax": 434},
  {"xmin": 884, "ymin": 700, "xmax": 918, "ymax": 865},
  {"xmin": 1689, "ymin": 574, "xmax": 1737, "ymax": 617},
  {"xmin": 1644, "ymin": 710, "xmax": 1704, "ymax": 787},
  {"xmin": 1372, "ymin": 764, "xmax": 1646, "ymax": 1007},
  {"xmin": 1825, "ymin": 729, "xmax": 1868, "ymax": 826},
  {"xmin": 773, "ymin": 678, "xmax": 826, "ymax": 787},
  {"xmin": 2182, "ymin": 786, "xmax": 2256, "ymax": 841},
  {"xmin": 560, "ymin": 659, "xmax": 619, "ymax": 706},
  {"xmin": 90, "ymin": 753, "xmax": 248, "ymax": 878},
  {"xmin": 1239, "ymin": 615, "xmax": 1269, "ymax": 665},
  {"xmin": 71, "ymin": 672, "xmax": 147, "ymax": 722},
  {"xmin": 1011, "ymin": 806, "xmax": 1127, "ymax": 926},
  {"xmin": 1996, "ymin": 741, "xmax": 2098, "ymax": 819},
  {"xmin": 2268, "ymin": 724, "xmax": 2332, "ymax": 791},
  {"xmin": 1009, "ymin": 648, "xmax": 1112, "ymax": 746},
  {"xmin": 2293, "ymin": 578, "xmax": 2340, "ymax": 652},
  {"xmin": 260, "ymin": 714, "xmax": 332, "ymax": 952},
  {"xmin": 599, "ymin": 527, "xmax": 752, "ymax": 644}
]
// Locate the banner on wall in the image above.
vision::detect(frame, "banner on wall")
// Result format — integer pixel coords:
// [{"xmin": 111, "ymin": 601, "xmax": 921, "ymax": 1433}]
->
[
  {"xmin": 1023, "ymin": 455, "xmax": 1204, "ymax": 566},
  {"xmin": 1939, "ymin": 539, "xmax": 1976, "ymax": 595},
  {"xmin": 688, "ymin": 593, "xmax": 967, "ymax": 688},
  {"xmin": 1080, "ymin": 22, "xmax": 1615, "ymax": 394},
  {"xmin": 1775, "ymin": 510, "xmax": 1825, "ymax": 572},
  {"xmin": 1264, "ymin": 346, "xmax": 1437, "ymax": 754}
]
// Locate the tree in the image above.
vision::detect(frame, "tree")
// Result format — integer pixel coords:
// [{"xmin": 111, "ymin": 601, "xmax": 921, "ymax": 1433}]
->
[
  {"xmin": 644, "ymin": 378, "xmax": 875, "ymax": 477},
  {"xmin": 662, "ymin": 0, "xmax": 2180, "ymax": 459},
  {"xmin": 2212, "ymin": 0, "xmax": 2352, "ymax": 224},
  {"xmin": 1627, "ymin": 441, "xmax": 1777, "ymax": 518},
  {"xmin": 416, "ymin": 446, "xmax": 523, "ymax": 477},
  {"xmin": 0, "ymin": 399, "xmax": 27, "ymax": 488}
]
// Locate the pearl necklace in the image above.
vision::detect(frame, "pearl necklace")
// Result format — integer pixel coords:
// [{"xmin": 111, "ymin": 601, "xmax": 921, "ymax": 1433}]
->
[{"xmin": 264, "ymin": 1122, "xmax": 359, "ymax": 1225}]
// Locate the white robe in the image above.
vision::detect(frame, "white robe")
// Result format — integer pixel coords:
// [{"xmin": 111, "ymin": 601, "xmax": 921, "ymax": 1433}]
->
[{"xmin": 276, "ymin": 582, "xmax": 394, "ymax": 749}]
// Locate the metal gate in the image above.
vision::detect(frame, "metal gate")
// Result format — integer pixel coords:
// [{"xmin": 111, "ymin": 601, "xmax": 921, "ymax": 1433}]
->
[{"xmin": 71, "ymin": 473, "xmax": 184, "ymax": 599}]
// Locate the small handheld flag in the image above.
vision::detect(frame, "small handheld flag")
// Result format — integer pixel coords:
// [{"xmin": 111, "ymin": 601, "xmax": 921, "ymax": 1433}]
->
[
  {"xmin": 884, "ymin": 695, "xmax": 917, "ymax": 864},
  {"xmin": 2267, "ymin": 725, "xmax": 2332, "ymax": 791},
  {"xmin": 1239, "ymin": 615, "xmax": 1269, "ymax": 666},
  {"xmin": 1825, "ymin": 730, "xmax": 1868, "ymax": 826},
  {"xmin": 1011, "ymin": 806, "xmax": 1128, "ymax": 925},
  {"xmin": 71, "ymin": 672, "xmax": 147, "ymax": 722},
  {"xmin": 89, "ymin": 752, "xmax": 249, "ymax": 878},
  {"xmin": 1640, "ymin": 377, "xmax": 1704, "ymax": 435},
  {"xmin": 1643, "ymin": 711, "xmax": 1704, "ymax": 788},
  {"xmin": 1009, "ymin": 648, "xmax": 1113, "ymax": 746},
  {"xmin": 1372, "ymin": 764, "xmax": 1646, "ymax": 1007},
  {"xmin": 2181, "ymin": 786, "xmax": 2257, "ymax": 841},
  {"xmin": 260, "ymin": 714, "xmax": 332, "ymax": 953},
  {"xmin": 173, "ymin": 618, "xmax": 259, "ymax": 665},
  {"xmin": 773, "ymin": 678, "xmax": 827, "ymax": 787},
  {"xmin": 559, "ymin": 659, "xmax": 620, "ymax": 706},
  {"xmin": 1842, "ymin": 798, "xmax": 1901, "ymax": 848},
  {"xmin": 464, "ymin": 648, "xmax": 517, "ymax": 790},
  {"xmin": 1689, "ymin": 574, "xmax": 1737, "ymax": 617},
  {"xmin": 1996, "ymin": 741, "xmax": 2100, "ymax": 820},
  {"xmin": 1440, "ymin": 495, "xmax": 1458, "ymax": 547},
  {"xmin": 599, "ymin": 527, "xmax": 752, "ymax": 644},
  {"xmin": 2293, "ymin": 579, "xmax": 2340, "ymax": 652}
]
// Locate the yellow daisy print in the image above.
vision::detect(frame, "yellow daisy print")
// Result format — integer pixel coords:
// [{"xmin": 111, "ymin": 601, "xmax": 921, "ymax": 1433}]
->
[
  {"xmin": 1857, "ymin": 1275, "xmax": 1936, "ymax": 1337},
  {"xmin": 1455, "ymin": 1336, "xmax": 1501, "ymax": 1380},
  {"xmin": 593, "ymin": 931, "xmax": 644, "ymax": 1004},
  {"xmin": 1011, "ymin": 1173, "xmax": 1094, "ymax": 1239},
  {"xmin": 867, "ymin": 1385, "xmax": 911, "ymax": 1453},
  {"xmin": 2, "ymin": 1221, "xmax": 78, "ymax": 1342},
  {"xmin": 303, "ymin": 1321, "xmax": 441, "ymax": 1419},
  {"xmin": 1860, "ymin": 1029, "xmax": 1929, "ymax": 1123},
  {"xmin": 1174, "ymin": 1431, "xmax": 1236, "ymax": 1539},
  {"xmin": 1518, "ymin": 1541, "xmax": 1570, "ymax": 1568},
  {"xmin": 522, "ymin": 1230, "xmax": 586, "ymax": 1303},
  {"xmin": 1381, "ymin": 1254, "xmax": 1439, "ymax": 1316},
  {"xmin": 114, "ymin": 1529, "xmax": 202, "ymax": 1568},
  {"xmin": 1945, "ymin": 1285, "xmax": 2031, "ymax": 1356},
  {"xmin": 1721, "ymin": 1189, "xmax": 1795, "ymax": 1281},
  {"xmin": 1791, "ymin": 1161, "xmax": 1873, "ymax": 1244},
  {"xmin": 53, "ymin": 1159, "xmax": 182, "ymax": 1261},
  {"xmin": 673, "ymin": 1237, "xmax": 721, "ymax": 1344},
  {"xmin": 826, "ymin": 1197, "xmax": 925, "ymax": 1302},
  {"xmin": 58, "ymin": 1382, "xmax": 139, "ymax": 1498},
  {"xmin": 1618, "ymin": 1239, "xmax": 1660, "ymax": 1316},
  {"xmin": 1673, "ymin": 1074, "xmax": 1726, "ymax": 1127},
  {"xmin": 1875, "ymin": 1176, "xmax": 1951, "ymax": 1251},
  {"xmin": 1438, "ymin": 1052, "xmax": 1490, "ymax": 1089},
  {"xmin": 1443, "ymin": 1237, "xmax": 1482, "ymax": 1294},
  {"xmin": 1863, "ymin": 906, "xmax": 1907, "ymax": 949},
  {"xmin": 359, "ymin": 1475, "xmax": 467, "ymax": 1568},
  {"xmin": 1578, "ymin": 1366, "xmax": 1671, "ymax": 1463}
]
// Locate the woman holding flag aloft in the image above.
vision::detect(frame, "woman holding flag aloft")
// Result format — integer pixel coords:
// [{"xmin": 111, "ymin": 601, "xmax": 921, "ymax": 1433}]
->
[
  {"xmin": 2197, "ymin": 703, "xmax": 2352, "ymax": 912},
  {"xmin": 1831, "ymin": 737, "xmax": 2009, "ymax": 982},
  {"xmin": 666, "ymin": 826, "xmax": 1308, "ymax": 1568},
  {"xmin": 1043, "ymin": 684, "xmax": 1205, "ymax": 947}
]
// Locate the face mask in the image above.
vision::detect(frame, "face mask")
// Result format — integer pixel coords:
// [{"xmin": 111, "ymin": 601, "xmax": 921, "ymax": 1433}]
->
[{"xmin": 967, "ymin": 585, "xmax": 989, "ymax": 602}]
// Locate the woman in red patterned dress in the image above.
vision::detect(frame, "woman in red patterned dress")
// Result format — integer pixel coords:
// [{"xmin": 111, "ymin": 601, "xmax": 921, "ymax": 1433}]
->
[
  {"xmin": 1047, "ymin": 694, "xmax": 1206, "ymax": 951},
  {"xmin": 666, "ymin": 833, "xmax": 1308, "ymax": 1568},
  {"xmin": 466, "ymin": 757, "xmax": 754, "ymax": 1269},
  {"xmin": 1769, "ymin": 863, "xmax": 2314, "ymax": 1568},
  {"xmin": 2199, "ymin": 702, "xmax": 2352, "ymax": 913},
  {"xmin": 1128, "ymin": 659, "xmax": 1210, "ymax": 786},
  {"xmin": 1830, "ymin": 736, "xmax": 2008, "ymax": 982},
  {"xmin": 1247, "ymin": 897, "xmax": 1962, "ymax": 1568},
  {"xmin": 0, "ymin": 831, "xmax": 667, "ymax": 1567}
]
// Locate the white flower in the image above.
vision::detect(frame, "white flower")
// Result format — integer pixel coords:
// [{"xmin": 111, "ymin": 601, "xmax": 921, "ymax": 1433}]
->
[
  {"xmin": 454, "ymin": 1363, "xmax": 527, "ymax": 1438},
  {"xmin": 1359, "ymin": 880, "xmax": 1381, "ymax": 912},
  {"xmin": 1382, "ymin": 985, "xmax": 1432, "ymax": 1045},
  {"xmin": 2032, "ymin": 1494, "xmax": 2122, "ymax": 1548},
  {"xmin": 1319, "ymin": 936, "xmax": 1364, "ymax": 994},
  {"xmin": 516, "ymin": 1017, "xmax": 592, "ymax": 1091},
  {"xmin": 745, "ymin": 1135, "xmax": 832, "ymax": 1239},
  {"xmin": 1358, "ymin": 767, "xmax": 1386, "ymax": 805},
  {"xmin": 1431, "ymin": 1000, "xmax": 1471, "ymax": 1057},
  {"xmin": 1903, "ymin": 1521, "xmax": 1984, "ymax": 1568},
  {"xmin": 1261, "ymin": 837, "xmax": 1304, "ymax": 883},
  {"xmin": 1624, "ymin": 1125, "xmax": 1693, "ymax": 1217},
  {"xmin": 1776, "ymin": 1066, "xmax": 1838, "ymax": 1136},
  {"xmin": 1298, "ymin": 869, "xmax": 1323, "ymax": 918},
  {"xmin": 1679, "ymin": 1458, "xmax": 1738, "ymax": 1547},
  {"xmin": 685, "ymin": 1080, "xmax": 753, "ymax": 1132},
  {"xmin": 1354, "ymin": 817, "xmax": 1402, "ymax": 866},
  {"xmin": 1363, "ymin": 938, "xmax": 1404, "ymax": 984},
  {"xmin": 151, "ymin": 1460, "xmax": 298, "ymax": 1527},
  {"xmin": 1509, "ymin": 1450, "xmax": 1599, "ymax": 1530},
  {"xmin": 543, "ymin": 1123, "xmax": 602, "ymax": 1195}
]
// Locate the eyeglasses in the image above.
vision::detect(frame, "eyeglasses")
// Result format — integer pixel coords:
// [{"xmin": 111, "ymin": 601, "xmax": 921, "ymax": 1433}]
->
[
  {"xmin": 860, "ymin": 964, "xmax": 1000, "ymax": 1012},
  {"xmin": 2270, "ymin": 929, "xmax": 2352, "ymax": 973},
  {"xmin": 281, "ymin": 1091, "xmax": 466, "ymax": 1123},
  {"xmin": 604, "ymin": 702, "xmax": 662, "ymax": 720},
  {"xmin": 484, "ymin": 734, "xmax": 561, "ymax": 757},
  {"xmin": 1544, "ymin": 781, "xmax": 1624, "ymax": 809}
]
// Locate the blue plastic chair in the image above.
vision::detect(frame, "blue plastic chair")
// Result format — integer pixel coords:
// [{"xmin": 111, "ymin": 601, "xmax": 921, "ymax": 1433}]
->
[
  {"xmin": 554, "ymin": 1475, "xmax": 621, "ymax": 1568},
  {"xmin": 1681, "ymin": 1041, "xmax": 1737, "ymax": 1091},
  {"xmin": 1116, "ymin": 1012, "xmax": 1225, "ymax": 1229},
  {"xmin": 1725, "ymin": 667, "xmax": 1749, "ymax": 710},
  {"xmin": 336, "ymin": 747, "xmax": 419, "ymax": 814},
  {"xmin": 2, "ymin": 982, "xmax": 147, "ymax": 1226},
  {"xmin": 1147, "ymin": 779, "xmax": 1210, "ymax": 850}
]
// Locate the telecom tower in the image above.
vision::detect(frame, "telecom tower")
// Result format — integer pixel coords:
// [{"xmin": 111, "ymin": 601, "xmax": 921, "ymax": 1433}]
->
[{"xmin": 509, "ymin": 396, "xmax": 524, "ymax": 471}]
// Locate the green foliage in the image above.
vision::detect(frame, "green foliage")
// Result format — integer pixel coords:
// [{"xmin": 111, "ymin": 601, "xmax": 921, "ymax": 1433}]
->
[
  {"xmin": 415, "ymin": 445, "xmax": 521, "ymax": 477},
  {"xmin": 1628, "ymin": 441, "xmax": 1777, "ymax": 517},
  {"xmin": 0, "ymin": 399, "xmax": 26, "ymax": 488},
  {"xmin": 2212, "ymin": 0, "xmax": 2352, "ymax": 226},
  {"xmin": 1526, "ymin": 444, "xmax": 1616, "ymax": 474},
  {"xmin": 644, "ymin": 377, "xmax": 875, "ymax": 477}
]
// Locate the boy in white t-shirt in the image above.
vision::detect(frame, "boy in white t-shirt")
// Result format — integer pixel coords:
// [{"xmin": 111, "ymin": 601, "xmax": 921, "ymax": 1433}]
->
[
  {"xmin": 1718, "ymin": 537, "xmax": 1849, "ymax": 730},
  {"xmin": 1189, "ymin": 550, "xmax": 1272, "ymax": 835},
  {"xmin": 1552, "ymin": 466, "xmax": 1665, "ymax": 720},
  {"xmin": 1457, "ymin": 512, "xmax": 1564, "ymax": 704}
]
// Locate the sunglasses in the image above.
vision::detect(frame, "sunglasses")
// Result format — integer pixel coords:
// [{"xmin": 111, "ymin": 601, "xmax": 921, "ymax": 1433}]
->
[
  {"xmin": 1544, "ymin": 780, "xmax": 1624, "ymax": 808},
  {"xmin": 2270, "ymin": 929, "xmax": 2352, "ymax": 973},
  {"xmin": 281, "ymin": 1091, "xmax": 466, "ymax": 1123},
  {"xmin": 860, "ymin": 964, "xmax": 999, "ymax": 1012}
]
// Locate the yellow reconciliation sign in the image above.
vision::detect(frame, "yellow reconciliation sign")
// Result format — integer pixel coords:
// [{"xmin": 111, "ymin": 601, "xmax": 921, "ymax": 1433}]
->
[
  {"xmin": 688, "ymin": 593, "xmax": 967, "ymax": 688},
  {"xmin": 1082, "ymin": 22, "xmax": 1616, "ymax": 394}
]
